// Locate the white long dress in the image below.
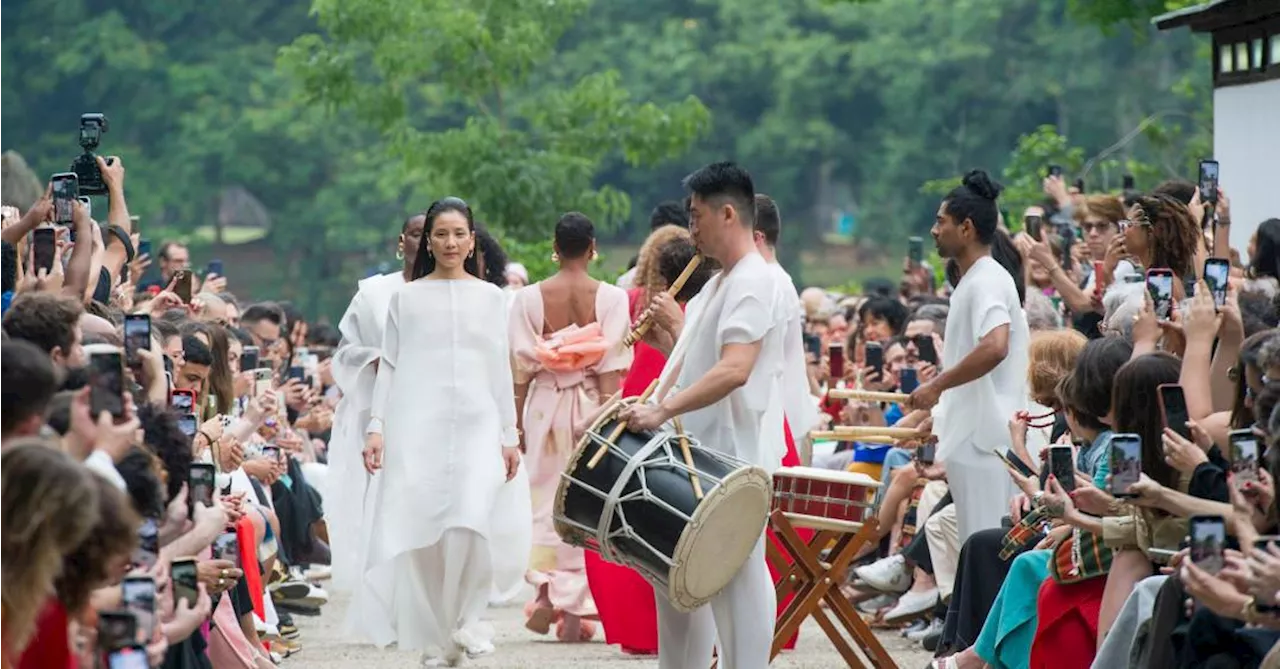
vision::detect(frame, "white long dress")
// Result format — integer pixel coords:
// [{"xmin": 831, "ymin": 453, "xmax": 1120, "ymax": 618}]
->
[
  {"xmin": 329, "ymin": 271, "xmax": 405, "ymax": 594},
  {"xmin": 345, "ymin": 278, "xmax": 520, "ymax": 660}
]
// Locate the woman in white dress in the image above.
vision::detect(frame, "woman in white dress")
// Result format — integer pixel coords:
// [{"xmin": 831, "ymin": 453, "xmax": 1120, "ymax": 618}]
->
[
  {"xmin": 329, "ymin": 212, "xmax": 422, "ymax": 594},
  {"xmin": 355, "ymin": 197, "xmax": 523, "ymax": 666}
]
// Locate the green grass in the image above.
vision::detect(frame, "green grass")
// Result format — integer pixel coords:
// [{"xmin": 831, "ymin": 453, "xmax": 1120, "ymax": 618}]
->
[{"xmin": 187, "ymin": 225, "xmax": 269, "ymax": 244}]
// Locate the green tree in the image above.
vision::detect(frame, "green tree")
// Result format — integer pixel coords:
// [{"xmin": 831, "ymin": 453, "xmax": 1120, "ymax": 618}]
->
[{"xmin": 278, "ymin": 0, "xmax": 711, "ymax": 243}]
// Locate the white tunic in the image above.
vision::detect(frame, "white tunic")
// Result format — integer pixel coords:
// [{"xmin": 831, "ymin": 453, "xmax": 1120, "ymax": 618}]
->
[
  {"xmin": 347, "ymin": 278, "xmax": 519, "ymax": 652},
  {"xmin": 659, "ymin": 252, "xmax": 790, "ymax": 470},
  {"xmin": 934, "ymin": 255, "xmax": 1030, "ymax": 542},
  {"xmin": 769, "ymin": 263, "xmax": 820, "ymax": 444},
  {"xmin": 329, "ymin": 272, "xmax": 404, "ymax": 594}
]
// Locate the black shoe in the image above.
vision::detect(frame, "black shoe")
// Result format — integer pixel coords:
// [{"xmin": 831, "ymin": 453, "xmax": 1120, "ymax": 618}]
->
[
  {"xmin": 274, "ymin": 601, "xmax": 322, "ymax": 617},
  {"xmin": 922, "ymin": 628, "xmax": 942, "ymax": 652}
]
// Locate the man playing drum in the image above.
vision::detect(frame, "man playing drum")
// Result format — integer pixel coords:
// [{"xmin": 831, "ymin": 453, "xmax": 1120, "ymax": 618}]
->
[{"xmin": 621, "ymin": 161, "xmax": 790, "ymax": 669}]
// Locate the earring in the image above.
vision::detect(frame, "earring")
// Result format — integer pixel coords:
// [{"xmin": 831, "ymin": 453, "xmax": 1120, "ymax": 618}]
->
[
  {"xmin": 590, "ymin": 249, "xmax": 598, "ymax": 261},
  {"xmin": 426, "ymin": 246, "xmax": 433, "ymax": 256},
  {"xmin": 468, "ymin": 247, "xmax": 475, "ymax": 258},
  {"xmin": 396, "ymin": 244, "xmax": 405, "ymax": 260},
  {"xmin": 551, "ymin": 251, "xmax": 561, "ymax": 263}
]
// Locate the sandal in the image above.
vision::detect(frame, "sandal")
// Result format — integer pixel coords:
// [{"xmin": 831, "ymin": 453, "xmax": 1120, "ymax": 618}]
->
[{"xmin": 523, "ymin": 600, "xmax": 558, "ymax": 635}]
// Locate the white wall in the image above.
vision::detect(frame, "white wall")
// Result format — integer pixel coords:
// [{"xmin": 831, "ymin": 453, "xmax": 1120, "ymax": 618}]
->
[{"xmin": 1214, "ymin": 80, "xmax": 1280, "ymax": 255}]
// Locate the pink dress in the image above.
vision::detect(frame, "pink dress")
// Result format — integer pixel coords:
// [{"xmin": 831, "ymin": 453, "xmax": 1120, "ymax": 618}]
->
[{"xmin": 509, "ymin": 282, "xmax": 632, "ymax": 619}]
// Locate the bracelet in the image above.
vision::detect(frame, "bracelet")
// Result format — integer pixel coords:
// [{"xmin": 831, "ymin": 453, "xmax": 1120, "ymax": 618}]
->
[{"xmin": 1243, "ymin": 596, "xmax": 1260, "ymax": 625}]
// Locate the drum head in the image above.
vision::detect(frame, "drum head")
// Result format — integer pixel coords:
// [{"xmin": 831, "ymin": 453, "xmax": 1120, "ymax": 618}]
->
[{"xmin": 667, "ymin": 464, "xmax": 772, "ymax": 613}]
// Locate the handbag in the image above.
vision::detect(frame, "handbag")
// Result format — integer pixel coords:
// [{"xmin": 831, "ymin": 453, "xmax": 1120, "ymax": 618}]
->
[
  {"xmin": 1049, "ymin": 527, "xmax": 1113, "ymax": 585},
  {"xmin": 207, "ymin": 595, "xmax": 260, "ymax": 668}
]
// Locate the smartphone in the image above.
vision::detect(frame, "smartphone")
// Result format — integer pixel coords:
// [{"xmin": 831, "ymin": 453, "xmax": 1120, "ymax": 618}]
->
[
  {"xmin": 1108, "ymin": 433, "xmax": 1143, "ymax": 498},
  {"xmin": 1025, "ymin": 215, "xmax": 1043, "ymax": 240},
  {"xmin": 133, "ymin": 517, "xmax": 159, "ymax": 569},
  {"xmin": 1189, "ymin": 515, "xmax": 1227, "ymax": 574},
  {"xmin": 213, "ymin": 530, "xmax": 240, "ymax": 565},
  {"xmin": 254, "ymin": 367, "xmax": 273, "ymax": 397},
  {"xmin": 913, "ymin": 334, "xmax": 937, "ymax": 365},
  {"xmin": 123, "ymin": 314, "xmax": 151, "ymax": 362},
  {"xmin": 802, "ymin": 334, "xmax": 821, "ymax": 361},
  {"xmin": 51, "ymin": 172, "xmax": 79, "ymax": 225},
  {"xmin": 916, "ymin": 442, "xmax": 936, "ymax": 464},
  {"xmin": 1158, "ymin": 383, "xmax": 1192, "ymax": 441},
  {"xmin": 828, "ymin": 342, "xmax": 845, "ymax": 380},
  {"xmin": 241, "ymin": 346, "xmax": 260, "ymax": 373},
  {"xmin": 88, "ymin": 350, "xmax": 126, "ymax": 419},
  {"xmin": 176, "ymin": 413, "xmax": 198, "ymax": 438},
  {"xmin": 1059, "ymin": 225, "xmax": 1075, "ymax": 268},
  {"xmin": 1228, "ymin": 428, "xmax": 1260, "ymax": 483},
  {"xmin": 864, "ymin": 341, "xmax": 883, "ymax": 376},
  {"xmin": 1198, "ymin": 159, "xmax": 1220, "ymax": 205},
  {"xmin": 1092, "ymin": 260, "xmax": 1105, "ymax": 297},
  {"xmin": 1049, "ymin": 445, "xmax": 1076, "ymax": 492},
  {"xmin": 1147, "ymin": 547, "xmax": 1177, "ymax": 564},
  {"xmin": 121, "ymin": 576, "xmax": 156, "ymax": 643},
  {"xmin": 1123, "ymin": 174, "xmax": 1135, "ymax": 191},
  {"xmin": 899, "ymin": 367, "xmax": 919, "ymax": 393},
  {"xmin": 173, "ymin": 269, "xmax": 193, "ymax": 303},
  {"xmin": 1047, "ymin": 165, "xmax": 1063, "ymax": 178},
  {"xmin": 170, "ymin": 558, "xmax": 200, "ymax": 607},
  {"xmin": 76, "ymin": 195, "xmax": 92, "ymax": 219},
  {"xmin": 1146, "ymin": 268, "xmax": 1175, "ymax": 321},
  {"xmin": 287, "ymin": 365, "xmax": 306, "ymax": 383},
  {"xmin": 97, "ymin": 611, "xmax": 138, "ymax": 652},
  {"xmin": 1074, "ymin": 178, "xmax": 1085, "ymax": 193},
  {"xmin": 1000, "ymin": 448, "xmax": 1037, "ymax": 478},
  {"xmin": 137, "ymin": 238, "xmax": 152, "ymax": 260},
  {"xmin": 188, "ymin": 463, "xmax": 216, "ymax": 519},
  {"xmin": 907, "ymin": 236, "xmax": 924, "ymax": 266},
  {"xmin": 206, "ymin": 259, "xmax": 224, "ymax": 277},
  {"xmin": 107, "ymin": 645, "xmax": 150, "ymax": 669},
  {"xmin": 1203, "ymin": 257, "xmax": 1230, "ymax": 309},
  {"xmin": 31, "ymin": 227, "xmax": 57, "ymax": 273},
  {"xmin": 170, "ymin": 389, "xmax": 196, "ymax": 413}
]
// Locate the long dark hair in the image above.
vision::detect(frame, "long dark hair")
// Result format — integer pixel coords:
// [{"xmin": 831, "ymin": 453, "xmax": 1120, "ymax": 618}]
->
[
  {"xmin": 412, "ymin": 197, "xmax": 482, "ymax": 281},
  {"xmin": 473, "ymin": 222, "xmax": 508, "ymax": 287},
  {"xmin": 1112, "ymin": 352, "xmax": 1182, "ymax": 490},
  {"xmin": 1251, "ymin": 218, "xmax": 1280, "ymax": 282}
]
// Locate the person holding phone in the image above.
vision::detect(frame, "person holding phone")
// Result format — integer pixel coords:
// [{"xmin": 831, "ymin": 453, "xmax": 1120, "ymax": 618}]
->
[
  {"xmin": 354, "ymin": 198, "xmax": 521, "ymax": 664},
  {"xmin": 907, "ymin": 170, "xmax": 1031, "ymax": 543}
]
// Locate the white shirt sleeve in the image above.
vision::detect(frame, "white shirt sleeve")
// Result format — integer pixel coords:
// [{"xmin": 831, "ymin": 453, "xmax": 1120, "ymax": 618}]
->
[
  {"xmin": 366, "ymin": 290, "xmax": 401, "ymax": 436},
  {"xmin": 489, "ymin": 289, "xmax": 521, "ymax": 448},
  {"xmin": 972, "ymin": 266, "xmax": 1013, "ymax": 341},
  {"xmin": 718, "ymin": 269, "xmax": 775, "ymax": 347},
  {"xmin": 85, "ymin": 450, "xmax": 128, "ymax": 490}
]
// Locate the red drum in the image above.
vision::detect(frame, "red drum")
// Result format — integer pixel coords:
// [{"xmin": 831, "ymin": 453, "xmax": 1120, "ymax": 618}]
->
[{"xmin": 772, "ymin": 467, "xmax": 881, "ymax": 532}]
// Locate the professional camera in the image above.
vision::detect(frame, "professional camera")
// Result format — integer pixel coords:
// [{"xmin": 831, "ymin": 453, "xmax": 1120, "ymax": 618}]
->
[{"xmin": 71, "ymin": 113, "xmax": 111, "ymax": 196}]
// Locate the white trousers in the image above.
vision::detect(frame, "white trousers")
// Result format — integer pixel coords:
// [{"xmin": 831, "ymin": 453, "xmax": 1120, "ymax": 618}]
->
[
  {"xmin": 923, "ymin": 503, "xmax": 960, "ymax": 600},
  {"xmin": 655, "ymin": 537, "xmax": 776, "ymax": 669}
]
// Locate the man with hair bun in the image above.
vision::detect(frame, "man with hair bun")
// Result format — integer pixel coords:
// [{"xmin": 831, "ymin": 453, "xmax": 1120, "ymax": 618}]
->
[{"xmin": 908, "ymin": 170, "xmax": 1031, "ymax": 544}]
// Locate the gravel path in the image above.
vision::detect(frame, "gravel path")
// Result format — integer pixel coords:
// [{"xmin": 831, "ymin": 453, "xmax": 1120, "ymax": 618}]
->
[{"xmin": 291, "ymin": 589, "xmax": 934, "ymax": 668}]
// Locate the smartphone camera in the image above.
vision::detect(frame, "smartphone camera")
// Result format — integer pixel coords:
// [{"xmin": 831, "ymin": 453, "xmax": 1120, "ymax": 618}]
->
[
  {"xmin": 1204, "ymin": 258, "xmax": 1230, "ymax": 309},
  {"xmin": 51, "ymin": 172, "xmax": 79, "ymax": 225},
  {"xmin": 71, "ymin": 113, "xmax": 111, "ymax": 196},
  {"xmin": 89, "ymin": 350, "xmax": 126, "ymax": 419},
  {"xmin": 916, "ymin": 442, "xmax": 936, "ymax": 464},
  {"xmin": 32, "ymin": 227, "xmax": 58, "ymax": 274},
  {"xmin": 899, "ymin": 367, "xmax": 919, "ymax": 393},
  {"xmin": 1146, "ymin": 269, "xmax": 1174, "ymax": 321},
  {"xmin": 1108, "ymin": 434, "xmax": 1142, "ymax": 498},
  {"xmin": 1229, "ymin": 429, "xmax": 1260, "ymax": 483},
  {"xmin": 1198, "ymin": 159, "xmax": 1219, "ymax": 206},
  {"xmin": 1049, "ymin": 446, "xmax": 1076, "ymax": 492},
  {"xmin": 1189, "ymin": 515, "xmax": 1227, "ymax": 574}
]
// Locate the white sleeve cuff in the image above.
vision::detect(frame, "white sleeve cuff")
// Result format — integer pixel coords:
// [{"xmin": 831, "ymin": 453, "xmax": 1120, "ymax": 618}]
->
[
  {"xmin": 366, "ymin": 417, "xmax": 384, "ymax": 436},
  {"xmin": 85, "ymin": 450, "xmax": 128, "ymax": 491},
  {"xmin": 501, "ymin": 426, "xmax": 520, "ymax": 448}
]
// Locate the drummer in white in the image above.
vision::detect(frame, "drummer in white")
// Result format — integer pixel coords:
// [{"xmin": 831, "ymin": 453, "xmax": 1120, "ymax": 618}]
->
[{"xmin": 622, "ymin": 161, "xmax": 787, "ymax": 669}]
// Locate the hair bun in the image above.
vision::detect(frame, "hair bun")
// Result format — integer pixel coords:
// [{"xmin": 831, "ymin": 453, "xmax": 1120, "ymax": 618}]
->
[{"xmin": 962, "ymin": 169, "xmax": 1003, "ymax": 201}]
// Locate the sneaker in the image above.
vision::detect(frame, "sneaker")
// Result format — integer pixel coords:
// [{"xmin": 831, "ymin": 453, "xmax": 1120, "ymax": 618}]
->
[
  {"xmin": 278, "ymin": 623, "xmax": 300, "ymax": 641},
  {"xmin": 906, "ymin": 617, "xmax": 944, "ymax": 642},
  {"xmin": 883, "ymin": 588, "xmax": 939, "ymax": 622},
  {"xmin": 453, "ymin": 628, "xmax": 494, "ymax": 659},
  {"xmin": 855, "ymin": 593, "xmax": 897, "ymax": 615},
  {"xmin": 303, "ymin": 564, "xmax": 332, "ymax": 582},
  {"xmin": 270, "ymin": 580, "xmax": 329, "ymax": 607},
  {"xmin": 900, "ymin": 619, "xmax": 929, "ymax": 638},
  {"xmin": 854, "ymin": 555, "xmax": 912, "ymax": 594}
]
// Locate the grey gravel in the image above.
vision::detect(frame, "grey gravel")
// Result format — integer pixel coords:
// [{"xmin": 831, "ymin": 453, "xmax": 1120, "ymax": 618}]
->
[{"xmin": 290, "ymin": 589, "xmax": 935, "ymax": 668}]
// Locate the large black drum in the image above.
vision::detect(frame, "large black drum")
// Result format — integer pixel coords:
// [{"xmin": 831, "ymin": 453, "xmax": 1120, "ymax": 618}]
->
[{"xmin": 554, "ymin": 396, "xmax": 771, "ymax": 613}]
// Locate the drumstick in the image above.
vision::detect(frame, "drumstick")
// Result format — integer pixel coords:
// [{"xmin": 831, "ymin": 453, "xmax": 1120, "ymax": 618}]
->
[
  {"xmin": 672, "ymin": 417, "xmax": 703, "ymax": 500},
  {"xmin": 586, "ymin": 379, "xmax": 660, "ymax": 469},
  {"xmin": 827, "ymin": 388, "xmax": 910, "ymax": 404},
  {"xmin": 808, "ymin": 431, "xmax": 899, "ymax": 445},
  {"xmin": 623, "ymin": 254, "xmax": 703, "ymax": 346},
  {"xmin": 827, "ymin": 425, "xmax": 924, "ymax": 439}
]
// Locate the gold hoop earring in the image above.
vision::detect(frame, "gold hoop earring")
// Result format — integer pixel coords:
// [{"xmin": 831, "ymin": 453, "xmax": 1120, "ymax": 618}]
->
[
  {"xmin": 396, "ymin": 245, "xmax": 405, "ymax": 260},
  {"xmin": 551, "ymin": 251, "xmax": 561, "ymax": 263}
]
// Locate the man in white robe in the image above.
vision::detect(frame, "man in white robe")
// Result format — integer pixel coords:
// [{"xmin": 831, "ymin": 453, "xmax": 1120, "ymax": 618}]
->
[
  {"xmin": 622, "ymin": 162, "xmax": 785, "ymax": 669},
  {"xmin": 906, "ymin": 171, "xmax": 1030, "ymax": 544},
  {"xmin": 752, "ymin": 193, "xmax": 820, "ymax": 462},
  {"xmin": 329, "ymin": 270, "xmax": 406, "ymax": 594}
]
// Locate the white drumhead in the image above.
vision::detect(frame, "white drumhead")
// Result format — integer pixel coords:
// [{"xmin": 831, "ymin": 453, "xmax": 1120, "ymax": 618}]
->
[
  {"xmin": 773, "ymin": 465, "xmax": 881, "ymax": 487},
  {"xmin": 667, "ymin": 465, "xmax": 772, "ymax": 613}
]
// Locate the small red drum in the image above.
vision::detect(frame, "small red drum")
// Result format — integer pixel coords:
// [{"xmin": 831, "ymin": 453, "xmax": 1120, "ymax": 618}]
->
[{"xmin": 772, "ymin": 467, "xmax": 881, "ymax": 532}]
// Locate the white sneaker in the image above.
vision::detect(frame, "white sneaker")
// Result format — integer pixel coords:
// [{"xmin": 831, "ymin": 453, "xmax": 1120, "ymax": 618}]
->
[
  {"xmin": 303, "ymin": 565, "xmax": 332, "ymax": 582},
  {"xmin": 453, "ymin": 628, "xmax": 494, "ymax": 660},
  {"xmin": 854, "ymin": 555, "xmax": 912, "ymax": 594},
  {"xmin": 856, "ymin": 593, "xmax": 898, "ymax": 614},
  {"xmin": 883, "ymin": 588, "xmax": 938, "ymax": 622}
]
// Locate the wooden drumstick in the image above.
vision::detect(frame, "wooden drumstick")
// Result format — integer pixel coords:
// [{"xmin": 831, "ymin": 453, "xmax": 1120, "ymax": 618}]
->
[
  {"xmin": 587, "ymin": 379, "xmax": 660, "ymax": 469},
  {"xmin": 827, "ymin": 388, "xmax": 910, "ymax": 404},
  {"xmin": 672, "ymin": 417, "xmax": 703, "ymax": 500},
  {"xmin": 623, "ymin": 254, "xmax": 703, "ymax": 346},
  {"xmin": 808, "ymin": 431, "xmax": 899, "ymax": 445},
  {"xmin": 828, "ymin": 425, "xmax": 924, "ymax": 439}
]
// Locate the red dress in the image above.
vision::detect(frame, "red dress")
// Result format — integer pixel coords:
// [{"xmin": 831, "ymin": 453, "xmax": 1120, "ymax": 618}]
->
[
  {"xmin": 16, "ymin": 598, "xmax": 76, "ymax": 669},
  {"xmin": 586, "ymin": 288, "xmax": 804, "ymax": 655},
  {"xmin": 1028, "ymin": 576, "xmax": 1106, "ymax": 669}
]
